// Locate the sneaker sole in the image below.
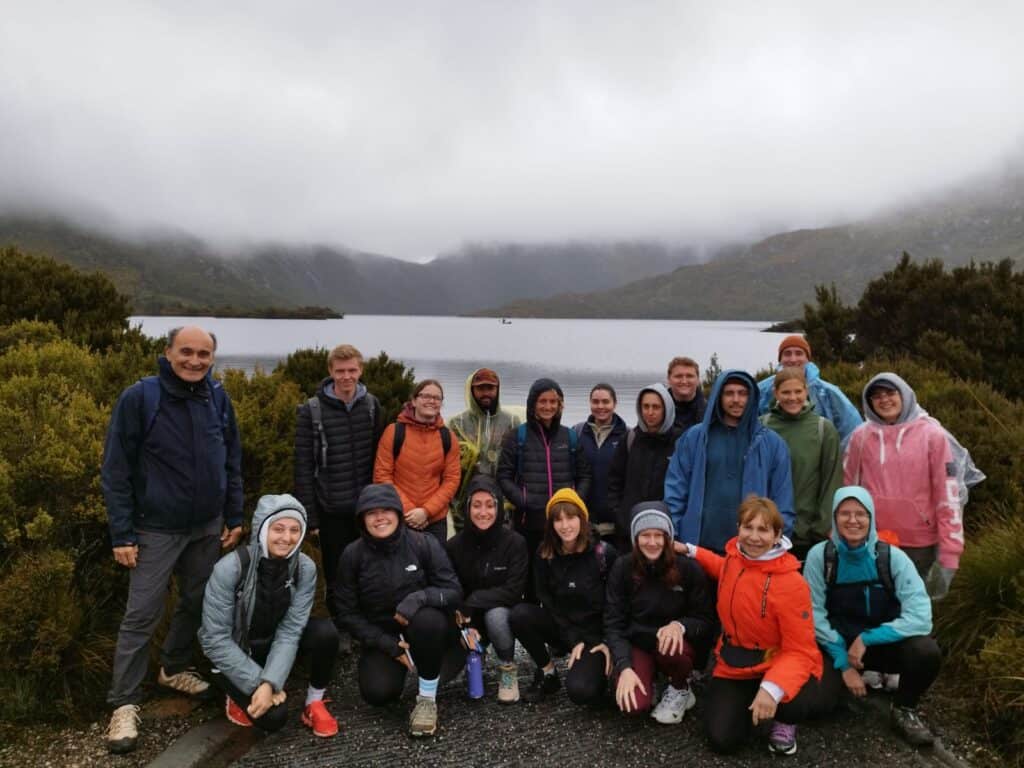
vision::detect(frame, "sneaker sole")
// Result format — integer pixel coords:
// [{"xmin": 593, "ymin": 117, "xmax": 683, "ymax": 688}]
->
[
  {"xmin": 768, "ymin": 743, "xmax": 798, "ymax": 756},
  {"xmin": 410, "ymin": 725, "xmax": 437, "ymax": 737},
  {"xmin": 651, "ymin": 694, "xmax": 697, "ymax": 724},
  {"xmin": 107, "ymin": 738, "xmax": 137, "ymax": 754},
  {"xmin": 301, "ymin": 713, "xmax": 338, "ymax": 738}
]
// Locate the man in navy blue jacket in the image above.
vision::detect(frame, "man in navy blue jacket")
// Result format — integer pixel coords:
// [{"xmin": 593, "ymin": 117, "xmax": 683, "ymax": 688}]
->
[{"xmin": 101, "ymin": 325, "xmax": 243, "ymax": 753}]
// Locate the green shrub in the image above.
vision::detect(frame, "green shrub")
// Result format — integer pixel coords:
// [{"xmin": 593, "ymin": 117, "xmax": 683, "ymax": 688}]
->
[
  {"xmin": 0, "ymin": 246, "xmax": 130, "ymax": 350},
  {"xmin": 362, "ymin": 351, "xmax": 415, "ymax": 424},
  {"xmin": 275, "ymin": 346, "xmax": 329, "ymax": 398},
  {"xmin": 969, "ymin": 626, "xmax": 1024, "ymax": 766}
]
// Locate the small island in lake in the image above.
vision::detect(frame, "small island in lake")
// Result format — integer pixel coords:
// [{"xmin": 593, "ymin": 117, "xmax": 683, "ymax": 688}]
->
[{"xmin": 148, "ymin": 304, "xmax": 344, "ymax": 319}]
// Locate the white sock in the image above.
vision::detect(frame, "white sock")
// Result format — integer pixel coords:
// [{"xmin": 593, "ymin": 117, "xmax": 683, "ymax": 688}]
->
[
  {"xmin": 419, "ymin": 676, "xmax": 439, "ymax": 700},
  {"xmin": 305, "ymin": 686, "xmax": 326, "ymax": 706}
]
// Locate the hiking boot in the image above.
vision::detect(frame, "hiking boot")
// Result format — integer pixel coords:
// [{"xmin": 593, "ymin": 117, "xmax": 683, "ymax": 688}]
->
[
  {"xmin": 861, "ymin": 670, "xmax": 884, "ymax": 690},
  {"xmin": 158, "ymin": 667, "xmax": 211, "ymax": 698},
  {"xmin": 225, "ymin": 696, "xmax": 253, "ymax": 727},
  {"xmin": 650, "ymin": 685, "xmax": 696, "ymax": 724},
  {"xmin": 891, "ymin": 704, "xmax": 935, "ymax": 747},
  {"xmin": 521, "ymin": 668, "xmax": 560, "ymax": 703},
  {"xmin": 302, "ymin": 699, "xmax": 339, "ymax": 738},
  {"xmin": 884, "ymin": 673, "xmax": 901, "ymax": 692},
  {"xmin": 106, "ymin": 704, "xmax": 141, "ymax": 754},
  {"xmin": 768, "ymin": 721, "xmax": 798, "ymax": 755},
  {"xmin": 497, "ymin": 663, "xmax": 520, "ymax": 704},
  {"xmin": 409, "ymin": 695, "xmax": 438, "ymax": 737}
]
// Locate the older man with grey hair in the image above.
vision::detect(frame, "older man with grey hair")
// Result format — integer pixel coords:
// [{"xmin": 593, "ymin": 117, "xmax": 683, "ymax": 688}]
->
[{"xmin": 101, "ymin": 325, "xmax": 243, "ymax": 753}]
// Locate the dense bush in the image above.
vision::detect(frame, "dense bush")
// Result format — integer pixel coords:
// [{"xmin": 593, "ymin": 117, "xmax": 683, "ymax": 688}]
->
[{"xmin": 0, "ymin": 247, "xmax": 131, "ymax": 350}]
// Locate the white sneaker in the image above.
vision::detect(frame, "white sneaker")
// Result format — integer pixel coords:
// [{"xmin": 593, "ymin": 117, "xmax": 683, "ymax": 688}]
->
[
  {"xmin": 158, "ymin": 666, "xmax": 210, "ymax": 697},
  {"xmin": 884, "ymin": 673, "xmax": 900, "ymax": 692},
  {"xmin": 651, "ymin": 685, "xmax": 696, "ymax": 724},
  {"xmin": 106, "ymin": 704, "xmax": 140, "ymax": 754},
  {"xmin": 861, "ymin": 670, "xmax": 884, "ymax": 690}
]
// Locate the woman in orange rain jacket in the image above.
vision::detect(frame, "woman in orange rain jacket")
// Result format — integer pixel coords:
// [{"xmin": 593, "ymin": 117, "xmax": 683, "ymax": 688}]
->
[
  {"xmin": 681, "ymin": 495, "xmax": 829, "ymax": 756},
  {"xmin": 374, "ymin": 379, "xmax": 461, "ymax": 546}
]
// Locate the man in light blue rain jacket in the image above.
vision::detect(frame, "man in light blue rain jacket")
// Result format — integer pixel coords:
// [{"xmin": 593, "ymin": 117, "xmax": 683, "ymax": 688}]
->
[
  {"xmin": 756, "ymin": 335, "xmax": 863, "ymax": 446},
  {"xmin": 664, "ymin": 370, "xmax": 794, "ymax": 553}
]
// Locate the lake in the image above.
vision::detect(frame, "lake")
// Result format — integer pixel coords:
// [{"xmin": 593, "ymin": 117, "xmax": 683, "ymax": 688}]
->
[{"xmin": 133, "ymin": 315, "xmax": 787, "ymax": 425}]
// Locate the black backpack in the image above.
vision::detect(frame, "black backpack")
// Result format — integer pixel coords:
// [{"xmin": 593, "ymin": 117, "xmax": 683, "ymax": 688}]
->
[{"xmin": 823, "ymin": 539, "xmax": 894, "ymax": 595}]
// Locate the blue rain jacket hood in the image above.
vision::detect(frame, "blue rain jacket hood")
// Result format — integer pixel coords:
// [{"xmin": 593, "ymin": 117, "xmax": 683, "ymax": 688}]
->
[{"xmin": 664, "ymin": 369, "xmax": 795, "ymax": 546}]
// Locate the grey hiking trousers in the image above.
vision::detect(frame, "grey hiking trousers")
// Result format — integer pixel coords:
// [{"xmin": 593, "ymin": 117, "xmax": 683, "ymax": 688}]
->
[{"xmin": 107, "ymin": 517, "xmax": 222, "ymax": 707}]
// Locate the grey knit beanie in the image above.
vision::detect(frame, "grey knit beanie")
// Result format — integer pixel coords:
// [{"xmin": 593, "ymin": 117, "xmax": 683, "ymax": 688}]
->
[{"xmin": 629, "ymin": 501, "xmax": 675, "ymax": 542}]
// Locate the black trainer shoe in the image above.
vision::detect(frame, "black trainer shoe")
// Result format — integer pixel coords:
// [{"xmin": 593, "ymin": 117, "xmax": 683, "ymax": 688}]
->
[
  {"xmin": 891, "ymin": 705, "xmax": 935, "ymax": 747},
  {"xmin": 521, "ymin": 669, "xmax": 560, "ymax": 703}
]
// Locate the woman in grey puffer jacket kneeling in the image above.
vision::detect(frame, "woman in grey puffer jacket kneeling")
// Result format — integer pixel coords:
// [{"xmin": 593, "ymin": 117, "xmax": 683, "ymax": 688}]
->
[{"xmin": 199, "ymin": 494, "xmax": 340, "ymax": 737}]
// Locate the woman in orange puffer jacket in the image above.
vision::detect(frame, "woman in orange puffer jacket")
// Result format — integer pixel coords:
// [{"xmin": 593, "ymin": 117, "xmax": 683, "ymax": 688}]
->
[
  {"xmin": 681, "ymin": 495, "xmax": 828, "ymax": 756},
  {"xmin": 374, "ymin": 379, "xmax": 461, "ymax": 546}
]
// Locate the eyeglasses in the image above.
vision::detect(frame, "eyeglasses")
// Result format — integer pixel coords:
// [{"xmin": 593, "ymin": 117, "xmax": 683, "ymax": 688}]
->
[
  {"xmin": 869, "ymin": 389, "xmax": 899, "ymax": 402},
  {"xmin": 416, "ymin": 394, "xmax": 443, "ymax": 402},
  {"xmin": 835, "ymin": 510, "xmax": 870, "ymax": 521}
]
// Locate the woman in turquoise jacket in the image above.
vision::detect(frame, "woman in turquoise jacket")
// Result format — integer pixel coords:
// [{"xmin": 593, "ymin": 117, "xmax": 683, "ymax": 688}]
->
[{"xmin": 804, "ymin": 486, "xmax": 940, "ymax": 747}]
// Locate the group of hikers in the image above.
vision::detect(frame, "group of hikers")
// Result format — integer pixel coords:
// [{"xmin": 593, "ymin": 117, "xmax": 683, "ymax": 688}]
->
[{"xmin": 101, "ymin": 327, "xmax": 980, "ymax": 756}]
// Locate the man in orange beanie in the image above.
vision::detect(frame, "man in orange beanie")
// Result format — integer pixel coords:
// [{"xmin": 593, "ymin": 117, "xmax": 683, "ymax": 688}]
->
[{"xmin": 756, "ymin": 335, "xmax": 862, "ymax": 445}]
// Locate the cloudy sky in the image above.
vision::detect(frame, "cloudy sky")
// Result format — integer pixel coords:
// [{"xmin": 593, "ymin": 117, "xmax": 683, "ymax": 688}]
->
[{"xmin": 2, "ymin": 1, "xmax": 1023, "ymax": 260}]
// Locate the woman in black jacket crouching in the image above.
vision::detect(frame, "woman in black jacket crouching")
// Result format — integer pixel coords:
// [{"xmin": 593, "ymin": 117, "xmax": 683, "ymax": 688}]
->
[
  {"xmin": 446, "ymin": 475, "xmax": 528, "ymax": 703},
  {"xmin": 334, "ymin": 483, "xmax": 462, "ymax": 738},
  {"xmin": 605, "ymin": 502, "xmax": 715, "ymax": 724},
  {"xmin": 509, "ymin": 488, "xmax": 617, "ymax": 704}
]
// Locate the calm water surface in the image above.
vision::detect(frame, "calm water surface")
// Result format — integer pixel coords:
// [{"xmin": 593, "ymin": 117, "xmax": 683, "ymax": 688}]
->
[{"xmin": 134, "ymin": 315, "xmax": 786, "ymax": 425}]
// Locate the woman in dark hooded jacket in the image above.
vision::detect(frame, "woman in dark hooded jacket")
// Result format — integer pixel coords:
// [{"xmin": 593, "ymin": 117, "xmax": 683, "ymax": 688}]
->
[
  {"xmin": 605, "ymin": 502, "xmax": 715, "ymax": 725},
  {"xmin": 497, "ymin": 377, "xmax": 592, "ymax": 594},
  {"xmin": 509, "ymin": 489, "xmax": 617, "ymax": 705},
  {"xmin": 334, "ymin": 483, "xmax": 463, "ymax": 738},
  {"xmin": 606, "ymin": 383, "xmax": 682, "ymax": 552},
  {"xmin": 573, "ymin": 383, "xmax": 629, "ymax": 543},
  {"xmin": 445, "ymin": 475, "xmax": 528, "ymax": 703}
]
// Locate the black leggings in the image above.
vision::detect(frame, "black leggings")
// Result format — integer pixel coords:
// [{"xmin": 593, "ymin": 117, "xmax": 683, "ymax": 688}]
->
[
  {"xmin": 357, "ymin": 607, "xmax": 461, "ymax": 706},
  {"xmin": 319, "ymin": 513, "xmax": 359, "ymax": 621},
  {"xmin": 216, "ymin": 617, "xmax": 339, "ymax": 732},
  {"xmin": 704, "ymin": 673, "xmax": 832, "ymax": 754},
  {"xmin": 508, "ymin": 603, "xmax": 608, "ymax": 705},
  {"xmin": 823, "ymin": 636, "xmax": 941, "ymax": 708}
]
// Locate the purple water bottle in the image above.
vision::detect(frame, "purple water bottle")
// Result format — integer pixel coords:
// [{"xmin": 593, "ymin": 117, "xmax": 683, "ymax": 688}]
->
[
  {"xmin": 462, "ymin": 628, "xmax": 485, "ymax": 699},
  {"xmin": 466, "ymin": 649, "xmax": 484, "ymax": 699}
]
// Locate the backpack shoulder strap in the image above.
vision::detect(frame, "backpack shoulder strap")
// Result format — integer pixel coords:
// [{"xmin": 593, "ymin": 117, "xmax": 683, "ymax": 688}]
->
[
  {"xmin": 573, "ymin": 422, "xmax": 585, "ymax": 439},
  {"xmin": 626, "ymin": 429, "xmax": 636, "ymax": 453},
  {"xmin": 823, "ymin": 539, "xmax": 838, "ymax": 588},
  {"xmin": 818, "ymin": 416, "xmax": 826, "ymax": 444},
  {"xmin": 393, "ymin": 422, "xmax": 407, "ymax": 460},
  {"xmin": 874, "ymin": 541, "xmax": 895, "ymax": 595},
  {"xmin": 440, "ymin": 426, "xmax": 451, "ymax": 456},
  {"xmin": 234, "ymin": 547, "xmax": 251, "ymax": 595},
  {"xmin": 141, "ymin": 376, "xmax": 161, "ymax": 435},
  {"xmin": 516, "ymin": 423, "xmax": 528, "ymax": 478},
  {"xmin": 594, "ymin": 540, "xmax": 607, "ymax": 579},
  {"xmin": 307, "ymin": 396, "xmax": 327, "ymax": 475},
  {"xmin": 366, "ymin": 394, "xmax": 377, "ymax": 429},
  {"xmin": 209, "ymin": 378, "xmax": 229, "ymax": 429},
  {"xmin": 567, "ymin": 425, "xmax": 578, "ymax": 479}
]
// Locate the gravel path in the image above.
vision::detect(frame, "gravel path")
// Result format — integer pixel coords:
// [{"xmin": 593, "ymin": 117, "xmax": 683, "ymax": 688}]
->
[{"xmin": 0, "ymin": 654, "xmax": 1006, "ymax": 768}]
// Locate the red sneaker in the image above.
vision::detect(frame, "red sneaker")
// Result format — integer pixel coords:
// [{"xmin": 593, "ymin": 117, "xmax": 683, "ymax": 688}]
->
[
  {"xmin": 302, "ymin": 699, "xmax": 339, "ymax": 738},
  {"xmin": 225, "ymin": 696, "xmax": 253, "ymax": 727}
]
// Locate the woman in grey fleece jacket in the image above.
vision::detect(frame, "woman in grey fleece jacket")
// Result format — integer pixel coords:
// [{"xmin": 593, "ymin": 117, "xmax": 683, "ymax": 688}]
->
[{"xmin": 199, "ymin": 494, "xmax": 340, "ymax": 737}]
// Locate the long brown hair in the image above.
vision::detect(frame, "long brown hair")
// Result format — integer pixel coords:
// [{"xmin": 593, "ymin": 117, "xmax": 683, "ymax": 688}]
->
[
  {"xmin": 538, "ymin": 502, "xmax": 591, "ymax": 560},
  {"xmin": 630, "ymin": 530, "xmax": 681, "ymax": 588}
]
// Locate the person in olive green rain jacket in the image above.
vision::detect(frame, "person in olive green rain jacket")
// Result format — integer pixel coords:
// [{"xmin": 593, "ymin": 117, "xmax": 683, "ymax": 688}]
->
[{"xmin": 761, "ymin": 368, "xmax": 843, "ymax": 562}]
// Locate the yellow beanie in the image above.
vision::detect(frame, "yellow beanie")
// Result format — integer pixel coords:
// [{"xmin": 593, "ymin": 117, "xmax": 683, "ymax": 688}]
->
[{"xmin": 545, "ymin": 487, "xmax": 589, "ymax": 520}]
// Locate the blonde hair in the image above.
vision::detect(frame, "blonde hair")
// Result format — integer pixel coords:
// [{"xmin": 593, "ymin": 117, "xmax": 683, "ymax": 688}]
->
[{"xmin": 327, "ymin": 344, "xmax": 363, "ymax": 370}]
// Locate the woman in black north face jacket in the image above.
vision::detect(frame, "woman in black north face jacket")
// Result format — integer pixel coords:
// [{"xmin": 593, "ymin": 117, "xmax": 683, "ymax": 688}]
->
[
  {"xmin": 509, "ymin": 489, "xmax": 617, "ymax": 706},
  {"xmin": 445, "ymin": 475, "xmax": 528, "ymax": 703},
  {"xmin": 333, "ymin": 483, "xmax": 462, "ymax": 738},
  {"xmin": 497, "ymin": 377, "xmax": 592, "ymax": 563}
]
